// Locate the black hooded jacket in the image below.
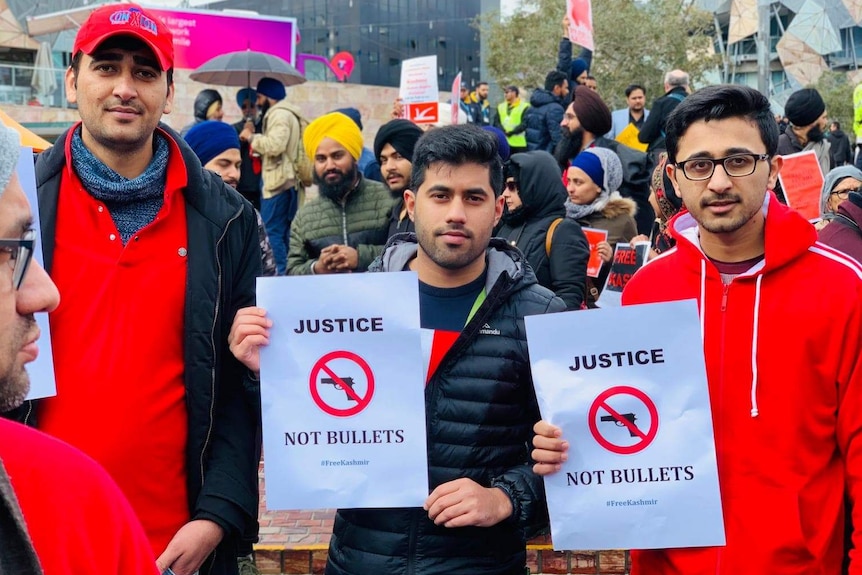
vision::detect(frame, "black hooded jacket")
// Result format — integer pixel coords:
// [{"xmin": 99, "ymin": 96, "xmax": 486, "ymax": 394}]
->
[
  {"xmin": 180, "ymin": 89, "xmax": 223, "ymax": 137},
  {"xmin": 497, "ymin": 151, "xmax": 588, "ymax": 309}
]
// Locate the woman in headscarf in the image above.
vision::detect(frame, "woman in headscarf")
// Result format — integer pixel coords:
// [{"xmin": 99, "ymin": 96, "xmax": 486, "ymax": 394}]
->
[
  {"xmin": 180, "ymin": 89, "xmax": 224, "ymax": 137},
  {"xmin": 565, "ymin": 146, "xmax": 637, "ymax": 307},
  {"xmin": 630, "ymin": 152, "xmax": 686, "ymax": 259},
  {"xmin": 818, "ymin": 165, "xmax": 862, "ymax": 230}
]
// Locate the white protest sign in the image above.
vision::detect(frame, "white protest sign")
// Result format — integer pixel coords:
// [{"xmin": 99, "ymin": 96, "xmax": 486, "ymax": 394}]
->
[
  {"xmin": 400, "ymin": 55, "xmax": 439, "ymax": 124},
  {"xmin": 526, "ymin": 300, "xmax": 724, "ymax": 550},
  {"xmin": 451, "ymin": 72, "xmax": 462, "ymax": 126},
  {"xmin": 19, "ymin": 147, "xmax": 56, "ymax": 400},
  {"xmin": 258, "ymin": 272, "xmax": 428, "ymax": 510}
]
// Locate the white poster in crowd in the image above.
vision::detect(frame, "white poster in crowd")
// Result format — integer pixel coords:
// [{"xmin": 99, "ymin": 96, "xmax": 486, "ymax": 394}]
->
[
  {"xmin": 257, "ymin": 273, "xmax": 428, "ymax": 510},
  {"xmin": 400, "ymin": 55, "xmax": 439, "ymax": 124},
  {"xmin": 19, "ymin": 147, "xmax": 56, "ymax": 400},
  {"xmin": 525, "ymin": 300, "xmax": 724, "ymax": 550}
]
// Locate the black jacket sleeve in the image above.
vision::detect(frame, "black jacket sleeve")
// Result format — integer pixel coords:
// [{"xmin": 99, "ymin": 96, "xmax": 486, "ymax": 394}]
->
[{"xmin": 549, "ymin": 219, "xmax": 589, "ymax": 309}]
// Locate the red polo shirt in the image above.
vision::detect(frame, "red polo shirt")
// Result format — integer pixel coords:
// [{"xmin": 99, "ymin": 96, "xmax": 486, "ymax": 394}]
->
[{"xmin": 40, "ymin": 126, "xmax": 190, "ymax": 556}]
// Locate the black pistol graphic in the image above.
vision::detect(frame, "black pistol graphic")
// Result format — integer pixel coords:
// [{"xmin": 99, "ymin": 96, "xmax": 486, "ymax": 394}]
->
[
  {"xmin": 600, "ymin": 413, "xmax": 638, "ymax": 437},
  {"xmin": 321, "ymin": 377, "xmax": 357, "ymax": 401}
]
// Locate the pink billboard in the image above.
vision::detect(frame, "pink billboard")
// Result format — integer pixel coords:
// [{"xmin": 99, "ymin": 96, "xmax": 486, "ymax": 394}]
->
[{"xmin": 148, "ymin": 8, "xmax": 297, "ymax": 70}]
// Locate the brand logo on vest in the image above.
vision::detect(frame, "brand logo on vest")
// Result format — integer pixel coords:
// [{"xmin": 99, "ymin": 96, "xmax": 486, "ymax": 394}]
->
[{"xmin": 479, "ymin": 323, "xmax": 500, "ymax": 335}]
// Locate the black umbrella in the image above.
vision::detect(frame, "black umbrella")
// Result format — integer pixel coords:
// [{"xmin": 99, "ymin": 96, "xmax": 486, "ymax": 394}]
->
[{"xmin": 189, "ymin": 49, "xmax": 307, "ymax": 87}]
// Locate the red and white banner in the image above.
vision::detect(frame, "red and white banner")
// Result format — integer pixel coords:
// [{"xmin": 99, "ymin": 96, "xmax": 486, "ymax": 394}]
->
[{"xmin": 567, "ymin": 0, "xmax": 594, "ymax": 50}]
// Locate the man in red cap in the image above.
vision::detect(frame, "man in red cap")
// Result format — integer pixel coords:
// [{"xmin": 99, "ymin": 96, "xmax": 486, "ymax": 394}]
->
[{"xmin": 8, "ymin": 4, "xmax": 262, "ymax": 575}]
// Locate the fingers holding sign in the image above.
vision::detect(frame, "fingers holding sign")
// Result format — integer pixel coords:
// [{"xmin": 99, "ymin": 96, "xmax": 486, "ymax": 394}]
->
[
  {"xmin": 228, "ymin": 306, "xmax": 272, "ymax": 374},
  {"xmin": 532, "ymin": 420, "xmax": 569, "ymax": 476},
  {"xmin": 424, "ymin": 478, "xmax": 513, "ymax": 528}
]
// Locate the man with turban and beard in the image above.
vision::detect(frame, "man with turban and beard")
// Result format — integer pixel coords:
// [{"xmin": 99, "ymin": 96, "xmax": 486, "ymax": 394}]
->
[
  {"xmin": 287, "ymin": 111, "xmax": 392, "ymax": 275},
  {"xmin": 777, "ymin": 88, "xmax": 831, "ymax": 177},
  {"xmin": 373, "ymin": 119, "xmax": 424, "ymax": 238},
  {"xmin": 556, "ymin": 85, "xmax": 654, "ymax": 234}
]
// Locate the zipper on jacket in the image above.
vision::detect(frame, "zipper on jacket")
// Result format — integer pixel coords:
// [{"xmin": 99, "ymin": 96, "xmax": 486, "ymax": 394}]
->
[
  {"xmin": 720, "ymin": 283, "xmax": 729, "ymax": 312},
  {"xmin": 200, "ymin": 204, "xmax": 245, "ymax": 486},
  {"xmin": 341, "ymin": 204, "xmax": 348, "ymax": 245},
  {"xmin": 406, "ymin": 512, "xmax": 419, "ymax": 575}
]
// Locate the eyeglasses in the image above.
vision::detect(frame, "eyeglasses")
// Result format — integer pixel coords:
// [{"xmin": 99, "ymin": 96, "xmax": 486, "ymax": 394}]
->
[
  {"xmin": 0, "ymin": 229, "xmax": 35, "ymax": 290},
  {"xmin": 504, "ymin": 181, "xmax": 518, "ymax": 192},
  {"xmin": 675, "ymin": 153, "xmax": 770, "ymax": 181},
  {"xmin": 830, "ymin": 187, "xmax": 860, "ymax": 200}
]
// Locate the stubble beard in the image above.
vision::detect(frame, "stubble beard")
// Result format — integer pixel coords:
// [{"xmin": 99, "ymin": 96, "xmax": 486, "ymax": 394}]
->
[{"xmin": 0, "ymin": 318, "xmax": 33, "ymax": 412}]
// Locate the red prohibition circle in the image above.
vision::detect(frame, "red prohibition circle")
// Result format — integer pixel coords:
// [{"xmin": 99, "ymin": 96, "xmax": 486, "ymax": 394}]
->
[
  {"xmin": 588, "ymin": 385, "xmax": 659, "ymax": 455},
  {"xmin": 308, "ymin": 350, "xmax": 375, "ymax": 417}
]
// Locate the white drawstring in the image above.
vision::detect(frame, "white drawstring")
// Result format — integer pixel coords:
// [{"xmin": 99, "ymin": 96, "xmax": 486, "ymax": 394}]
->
[
  {"xmin": 749, "ymin": 274, "xmax": 763, "ymax": 418},
  {"xmin": 699, "ymin": 260, "xmax": 706, "ymax": 341}
]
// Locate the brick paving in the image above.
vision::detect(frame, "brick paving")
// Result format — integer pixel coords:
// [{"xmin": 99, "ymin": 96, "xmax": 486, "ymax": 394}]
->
[{"xmin": 252, "ymin": 463, "xmax": 630, "ymax": 574}]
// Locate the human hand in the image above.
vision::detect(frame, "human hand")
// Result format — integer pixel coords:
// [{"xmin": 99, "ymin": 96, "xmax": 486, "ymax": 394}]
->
[
  {"xmin": 391, "ymin": 98, "xmax": 405, "ymax": 119},
  {"xmin": 239, "ymin": 127, "xmax": 253, "ymax": 142},
  {"xmin": 597, "ymin": 241, "xmax": 613, "ymax": 263},
  {"xmin": 532, "ymin": 420, "xmax": 568, "ymax": 476},
  {"xmin": 228, "ymin": 306, "xmax": 271, "ymax": 373},
  {"xmin": 424, "ymin": 478, "xmax": 513, "ymax": 528},
  {"xmin": 314, "ymin": 245, "xmax": 341, "ymax": 274},
  {"xmin": 327, "ymin": 245, "xmax": 359, "ymax": 272},
  {"xmin": 630, "ymin": 234, "xmax": 650, "ymax": 245},
  {"xmin": 156, "ymin": 519, "xmax": 224, "ymax": 575},
  {"xmin": 562, "ymin": 15, "xmax": 570, "ymax": 35}
]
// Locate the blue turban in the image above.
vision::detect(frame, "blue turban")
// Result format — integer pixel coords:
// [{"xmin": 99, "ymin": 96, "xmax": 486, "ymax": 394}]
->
[
  {"xmin": 256, "ymin": 77, "xmax": 285, "ymax": 101},
  {"xmin": 184, "ymin": 121, "xmax": 240, "ymax": 167},
  {"xmin": 236, "ymin": 87, "xmax": 256, "ymax": 108},
  {"xmin": 571, "ymin": 58, "xmax": 588, "ymax": 80},
  {"xmin": 481, "ymin": 126, "xmax": 510, "ymax": 162},
  {"xmin": 569, "ymin": 148, "xmax": 604, "ymax": 189}
]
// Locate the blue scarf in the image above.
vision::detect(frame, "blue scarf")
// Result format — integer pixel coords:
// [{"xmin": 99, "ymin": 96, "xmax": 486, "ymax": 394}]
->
[{"xmin": 71, "ymin": 128, "xmax": 169, "ymax": 245}]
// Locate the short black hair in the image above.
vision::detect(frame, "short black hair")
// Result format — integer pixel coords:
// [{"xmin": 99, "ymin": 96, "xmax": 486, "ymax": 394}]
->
[
  {"xmin": 832, "ymin": 120, "xmax": 841, "ymax": 130},
  {"xmin": 410, "ymin": 124, "xmax": 503, "ymax": 196},
  {"xmin": 625, "ymin": 84, "xmax": 645, "ymax": 98},
  {"xmin": 664, "ymin": 84, "xmax": 778, "ymax": 164},
  {"xmin": 544, "ymin": 70, "xmax": 568, "ymax": 92},
  {"xmin": 477, "ymin": 81, "xmax": 489, "ymax": 88}
]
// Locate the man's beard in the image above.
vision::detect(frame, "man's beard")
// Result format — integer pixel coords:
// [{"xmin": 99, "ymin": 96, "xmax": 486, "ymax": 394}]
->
[
  {"xmin": 0, "ymin": 317, "xmax": 35, "ymax": 412},
  {"xmin": 807, "ymin": 125, "xmax": 824, "ymax": 143},
  {"xmin": 553, "ymin": 126, "xmax": 585, "ymax": 171},
  {"xmin": 259, "ymin": 100, "xmax": 271, "ymax": 117},
  {"xmin": 314, "ymin": 163, "xmax": 359, "ymax": 202}
]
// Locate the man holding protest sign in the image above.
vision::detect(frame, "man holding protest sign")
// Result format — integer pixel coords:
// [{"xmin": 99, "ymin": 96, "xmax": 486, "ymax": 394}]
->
[
  {"xmin": 533, "ymin": 84, "xmax": 862, "ymax": 573},
  {"xmin": 229, "ymin": 125, "xmax": 565, "ymax": 574}
]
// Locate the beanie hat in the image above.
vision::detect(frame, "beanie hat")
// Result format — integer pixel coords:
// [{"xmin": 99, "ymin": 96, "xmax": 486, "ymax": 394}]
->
[
  {"xmin": 184, "ymin": 120, "xmax": 240, "ymax": 167},
  {"xmin": 236, "ymin": 87, "xmax": 256, "ymax": 108},
  {"xmin": 571, "ymin": 58, "xmax": 588, "ymax": 80},
  {"xmin": 0, "ymin": 125, "xmax": 19, "ymax": 197},
  {"xmin": 303, "ymin": 112, "xmax": 363, "ymax": 161},
  {"xmin": 821, "ymin": 165, "xmax": 862, "ymax": 216},
  {"xmin": 569, "ymin": 148, "xmax": 605, "ymax": 190},
  {"xmin": 571, "ymin": 86, "xmax": 612, "ymax": 136},
  {"xmin": 574, "ymin": 147, "xmax": 623, "ymax": 193},
  {"xmin": 335, "ymin": 107, "xmax": 363, "ymax": 131},
  {"xmin": 256, "ymin": 77, "xmax": 286, "ymax": 101},
  {"xmin": 373, "ymin": 119, "xmax": 423, "ymax": 161},
  {"xmin": 481, "ymin": 126, "xmax": 511, "ymax": 162},
  {"xmin": 784, "ymin": 88, "xmax": 825, "ymax": 127}
]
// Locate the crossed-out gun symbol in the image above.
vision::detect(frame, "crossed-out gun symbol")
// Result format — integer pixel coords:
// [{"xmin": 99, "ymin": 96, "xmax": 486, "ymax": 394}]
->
[
  {"xmin": 600, "ymin": 413, "xmax": 639, "ymax": 437},
  {"xmin": 321, "ymin": 377, "xmax": 357, "ymax": 401}
]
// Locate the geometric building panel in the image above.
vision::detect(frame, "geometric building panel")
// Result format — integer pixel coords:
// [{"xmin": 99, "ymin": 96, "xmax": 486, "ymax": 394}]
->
[
  {"xmin": 785, "ymin": 0, "xmax": 843, "ymax": 55},
  {"xmin": 776, "ymin": 31, "xmax": 828, "ymax": 85},
  {"xmin": 729, "ymin": 0, "xmax": 758, "ymax": 44}
]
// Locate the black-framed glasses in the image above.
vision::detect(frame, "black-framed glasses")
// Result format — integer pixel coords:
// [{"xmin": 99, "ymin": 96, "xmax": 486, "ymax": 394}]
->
[
  {"xmin": 675, "ymin": 153, "xmax": 770, "ymax": 181},
  {"xmin": 830, "ymin": 187, "xmax": 860, "ymax": 199},
  {"xmin": 0, "ymin": 229, "xmax": 35, "ymax": 290}
]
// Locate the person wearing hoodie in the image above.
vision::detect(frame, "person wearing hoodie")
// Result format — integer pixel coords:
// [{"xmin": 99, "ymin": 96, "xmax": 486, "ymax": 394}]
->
[
  {"xmin": 564, "ymin": 147, "xmax": 637, "ymax": 307},
  {"xmin": 827, "ymin": 121, "xmax": 854, "ymax": 167},
  {"xmin": 179, "ymin": 88, "xmax": 223, "ymax": 137},
  {"xmin": 533, "ymin": 84, "xmax": 862, "ymax": 575},
  {"xmin": 498, "ymin": 151, "xmax": 589, "ymax": 309},
  {"xmin": 820, "ymin": 190, "xmax": 862, "ymax": 263},
  {"xmin": 525, "ymin": 70, "xmax": 569, "ymax": 153},
  {"xmin": 819, "ymin": 165, "xmax": 862, "ymax": 228}
]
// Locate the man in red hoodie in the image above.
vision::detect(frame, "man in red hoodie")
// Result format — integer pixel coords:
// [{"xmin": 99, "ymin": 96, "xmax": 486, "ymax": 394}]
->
[{"xmin": 532, "ymin": 84, "xmax": 862, "ymax": 574}]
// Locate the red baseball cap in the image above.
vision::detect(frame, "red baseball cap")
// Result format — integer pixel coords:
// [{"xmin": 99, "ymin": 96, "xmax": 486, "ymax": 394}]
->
[{"xmin": 73, "ymin": 3, "xmax": 174, "ymax": 71}]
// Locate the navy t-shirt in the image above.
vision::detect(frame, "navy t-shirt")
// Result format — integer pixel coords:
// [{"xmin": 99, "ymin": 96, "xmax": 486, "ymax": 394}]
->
[{"xmin": 418, "ymin": 271, "xmax": 487, "ymax": 331}]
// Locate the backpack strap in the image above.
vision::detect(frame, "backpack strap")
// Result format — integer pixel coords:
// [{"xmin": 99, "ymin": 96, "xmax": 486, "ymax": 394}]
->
[{"xmin": 545, "ymin": 218, "xmax": 564, "ymax": 256}]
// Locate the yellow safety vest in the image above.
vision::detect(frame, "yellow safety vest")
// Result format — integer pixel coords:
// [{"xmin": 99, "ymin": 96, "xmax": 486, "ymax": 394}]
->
[{"xmin": 498, "ymin": 101, "xmax": 529, "ymax": 148}]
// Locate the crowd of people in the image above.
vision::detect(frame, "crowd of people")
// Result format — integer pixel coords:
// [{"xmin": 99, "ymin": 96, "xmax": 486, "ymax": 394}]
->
[{"xmin": 0, "ymin": 3, "xmax": 861, "ymax": 575}]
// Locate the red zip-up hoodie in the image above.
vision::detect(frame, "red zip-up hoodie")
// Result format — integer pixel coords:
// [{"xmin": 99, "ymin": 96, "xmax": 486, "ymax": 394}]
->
[{"xmin": 622, "ymin": 193, "xmax": 862, "ymax": 574}]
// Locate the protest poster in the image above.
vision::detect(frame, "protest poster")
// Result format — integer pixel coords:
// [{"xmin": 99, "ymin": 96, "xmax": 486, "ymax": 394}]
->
[
  {"xmin": 615, "ymin": 123, "xmax": 648, "ymax": 152},
  {"xmin": 400, "ymin": 55, "xmax": 439, "ymax": 124},
  {"xmin": 19, "ymin": 147, "xmax": 56, "ymax": 400},
  {"xmin": 451, "ymin": 72, "xmax": 462, "ymax": 126},
  {"xmin": 566, "ymin": 0, "xmax": 594, "ymax": 50},
  {"xmin": 525, "ymin": 299, "xmax": 724, "ymax": 550},
  {"xmin": 595, "ymin": 241, "xmax": 649, "ymax": 307},
  {"xmin": 257, "ymin": 273, "xmax": 428, "ymax": 510},
  {"xmin": 777, "ymin": 150, "xmax": 823, "ymax": 221},
  {"xmin": 581, "ymin": 227, "xmax": 609, "ymax": 278}
]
